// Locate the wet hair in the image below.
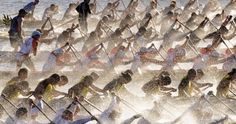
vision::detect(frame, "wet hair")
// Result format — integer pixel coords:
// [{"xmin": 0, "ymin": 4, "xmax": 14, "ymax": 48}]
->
[
  {"xmin": 49, "ymin": 73, "xmax": 60, "ymax": 85},
  {"xmin": 18, "ymin": 68, "xmax": 28, "ymax": 76},
  {"xmin": 102, "ymin": 16, "xmax": 109, "ymax": 22},
  {"xmin": 161, "ymin": 76, "xmax": 172, "ymax": 85},
  {"xmin": 61, "ymin": 75, "xmax": 69, "ymax": 83},
  {"xmin": 15, "ymin": 107, "xmax": 28, "ymax": 118},
  {"xmin": 187, "ymin": 69, "xmax": 197, "ymax": 77},
  {"xmin": 121, "ymin": 72, "xmax": 132, "ymax": 83},
  {"xmin": 19, "ymin": 9, "xmax": 27, "ymax": 15},
  {"xmin": 90, "ymin": 72, "xmax": 99, "ymax": 80},
  {"xmin": 197, "ymin": 69, "xmax": 204, "ymax": 77},
  {"xmin": 62, "ymin": 109, "xmax": 73, "ymax": 121},
  {"xmin": 167, "ymin": 11, "xmax": 174, "ymax": 16},
  {"xmin": 139, "ymin": 27, "xmax": 147, "ymax": 34},
  {"xmin": 191, "ymin": 12, "xmax": 197, "ymax": 17},
  {"xmin": 50, "ymin": 4, "xmax": 56, "ymax": 8},
  {"xmin": 123, "ymin": 69, "xmax": 133, "ymax": 76},
  {"xmin": 228, "ymin": 68, "xmax": 236, "ymax": 76}
]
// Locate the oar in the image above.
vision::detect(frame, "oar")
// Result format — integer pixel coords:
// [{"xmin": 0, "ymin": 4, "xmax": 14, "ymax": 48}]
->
[
  {"xmin": 208, "ymin": 19, "xmax": 234, "ymax": 54},
  {"xmin": 31, "ymin": 100, "xmax": 53, "ymax": 123},
  {"xmin": 207, "ymin": 91, "xmax": 236, "ymax": 115},
  {"xmin": 75, "ymin": 100, "xmax": 101, "ymax": 124},
  {"xmin": 152, "ymin": 44, "xmax": 178, "ymax": 79},
  {"xmin": 171, "ymin": 95, "xmax": 205, "ymax": 124},
  {"xmin": 84, "ymin": 98, "xmax": 103, "ymax": 112},
  {"xmin": 113, "ymin": 94, "xmax": 139, "ymax": 114},
  {"xmin": 48, "ymin": 17, "xmax": 55, "ymax": 35},
  {"xmin": 202, "ymin": 94, "xmax": 236, "ymax": 122},
  {"xmin": 42, "ymin": 99, "xmax": 57, "ymax": 114},
  {"xmin": 1, "ymin": 94, "xmax": 18, "ymax": 109},
  {"xmin": 55, "ymin": 17, "xmax": 77, "ymax": 29},
  {"xmin": 101, "ymin": 43, "xmax": 118, "ymax": 74},
  {"xmin": 0, "ymin": 104, "xmax": 14, "ymax": 121}
]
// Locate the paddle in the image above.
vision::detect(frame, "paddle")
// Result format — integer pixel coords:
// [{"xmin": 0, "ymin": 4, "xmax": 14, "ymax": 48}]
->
[
  {"xmin": 0, "ymin": 104, "xmax": 14, "ymax": 121},
  {"xmin": 75, "ymin": 98, "xmax": 101, "ymax": 124},
  {"xmin": 30, "ymin": 99, "xmax": 54, "ymax": 123}
]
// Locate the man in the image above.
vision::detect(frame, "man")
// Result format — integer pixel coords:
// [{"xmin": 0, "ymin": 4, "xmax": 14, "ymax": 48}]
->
[
  {"xmin": 178, "ymin": 69, "xmax": 212, "ymax": 97},
  {"xmin": 42, "ymin": 43, "xmax": 72, "ymax": 72},
  {"xmin": 57, "ymin": 24, "xmax": 78, "ymax": 47},
  {"xmin": 102, "ymin": 70, "xmax": 133, "ymax": 96},
  {"xmin": 110, "ymin": 42, "xmax": 130, "ymax": 66},
  {"xmin": 63, "ymin": 3, "xmax": 78, "ymax": 20},
  {"xmin": 1, "ymin": 81, "xmax": 31, "ymax": 103},
  {"xmin": 142, "ymin": 72, "xmax": 176, "ymax": 96},
  {"xmin": 76, "ymin": 0, "xmax": 91, "ymax": 33},
  {"xmin": 130, "ymin": 45, "xmax": 160, "ymax": 72},
  {"xmin": 6, "ymin": 68, "xmax": 28, "ymax": 85},
  {"xmin": 37, "ymin": 17, "xmax": 56, "ymax": 45},
  {"xmin": 178, "ymin": 69, "xmax": 197, "ymax": 97},
  {"xmin": 42, "ymin": 4, "xmax": 59, "ymax": 20},
  {"xmin": 23, "ymin": 0, "xmax": 39, "ymax": 20},
  {"xmin": 99, "ymin": 94, "xmax": 141, "ymax": 124},
  {"xmin": 34, "ymin": 74, "xmax": 68, "ymax": 102},
  {"xmin": 68, "ymin": 72, "xmax": 103, "ymax": 98},
  {"xmin": 80, "ymin": 43, "xmax": 105, "ymax": 69},
  {"xmin": 216, "ymin": 68, "xmax": 236, "ymax": 98},
  {"xmin": 16, "ymin": 30, "xmax": 41, "ymax": 71},
  {"xmin": 13, "ymin": 107, "xmax": 28, "ymax": 124},
  {"xmin": 53, "ymin": 109, "xmax": 97, "ymax": 124},
  {"xmin": 8, "ymin": 9, "xmax": 27, "ymax": 52},
  {"xmin": 204, "ymin": 15, "xmax": 235, "ymax": 48}
]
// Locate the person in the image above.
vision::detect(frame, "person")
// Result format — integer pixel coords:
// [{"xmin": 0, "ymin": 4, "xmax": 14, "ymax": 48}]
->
[
  {"xmin": 13, "ymin": 107, "xmax": 28, "ymax": 124},
  {"xmin": 33, "ymin": 74, "xmax": 61, "ymax": 101},
  {"xmin": 76, "ymin": 0, "xmax": 91, "ymax": 33},
  {"xmin": 56, "ymin": 24, "xmax": 78, "ymax": 47},
  {"xmin": 53, "ymin": 109, "xmax": 97, "ymax": 124},
  {"xmin": 162, "ymin": 0, "xmax": 177, "ymax": 15},
  {"xmin": 80, "ymin": 43, "xmax": 106, "ymax": 69},
  {"xmin": 63, "ymin": 3, "xmax": 78, "ymax": 20},
  {"xmin": 37, "ymin": 17, "xmax": 56, "ymax": 45},
  {"xmin": 178, "ymin": 69, "xmax": 198, "ymax": 97},
  {"xmin": 68, "ymin": 72, "xmax": 103, "ymax": 98},
  {"xmin": 28, "ymin": 98, "xmax": 44, "ymax": 123},
  {"xmin": 130, "ymin": 45, "xmax": 160, "ymax": 72},
  {"xmin": 42, "ymin": 4, "xmax": 59, "ymax": 20},
  {"xmin": 6, "ymin": 68, "xmax": 28, "ymax": 85},
  {"xmin": 42, "ymin": 43, "xmax": 72, "ymax": 72},
  {"xmin": 1, "ymin": 81, "xmax": 31, "ymax": 103},
  {"xmin": 161, "ymin": 41, "xmax": 187, "ymax": 71},
  {"xmin": 102, "ymin": 70, "xmax": 133, "ymax": 96},
  {"xmin": 222, "ymin": 46, "xmax": 236, "ymax": 72},
  {"xmin": 23, "ymin": 0, "xmax": 40, "ymax": 20},
  {"xmin": 216, "ymin": 68, "xmax": 236, "ymax": 98},
  {"xmin": 191, "ymin": 45, "xmax": 220, "ymax": 71},
  {"xmin": 99, "ymin": 94, "xmax": 141, "ymax": 124},
  {"xmin": 110, "ymin": 42, "xmax": 130, "ymax": 66},
  {"xmin": 8, "ymin": 9, "xmax": 27, "ymax": 52},
  {"xmin": 204, "ymin": 15, "xmax": 236, "ymax": 48},
  {"xmin": 16, "ymin": 30, "xmax": 41, "ymax": 71},
  {"xmin": 142, "ymin": 71, "xmax": 176, "ymax": 96}
]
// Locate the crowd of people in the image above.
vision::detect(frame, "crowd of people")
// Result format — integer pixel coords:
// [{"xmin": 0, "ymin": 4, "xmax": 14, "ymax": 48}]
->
[{"xmin": 1, "ymin": 0, "xmax": 236, "ymax": 123}]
